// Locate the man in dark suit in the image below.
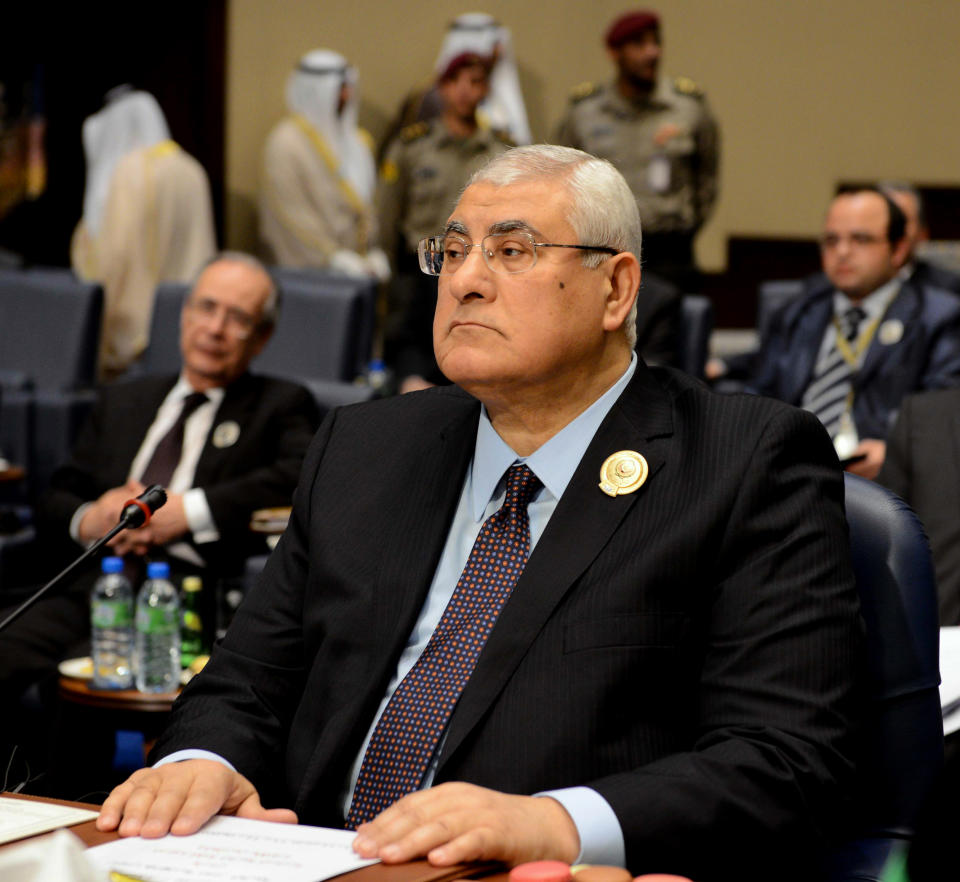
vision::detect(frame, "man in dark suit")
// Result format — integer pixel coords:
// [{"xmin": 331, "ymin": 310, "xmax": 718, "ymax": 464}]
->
[
  {"xmin": 878, "ymin": 387, "xmax": 960, "ymax": 626},
  {"xmin": 750, "ymin": 186, "xmax": 960, "ymax": 480},
  {"xmin": 0, "ymin": 253, "xmax": 320, "ymax": 699},
  {"xmin": 99, "ymin": 147, "xmax": 860, "ymax": 881}
]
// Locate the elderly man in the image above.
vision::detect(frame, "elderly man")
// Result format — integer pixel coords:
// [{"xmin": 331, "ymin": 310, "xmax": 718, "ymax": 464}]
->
[
  {"xmin": 99, "ymin": 147, "xmax": 859, "ymax": 881},
  {"xmin": 555, "ymin": 10, "xmax": 718, "ymax": 290},
  {"xmin": 750, "ymin": 186, "xmax": 960, "ymax": 479},
  {"xmin": 1, "ymin": 253, "xmax": 319, "ymax": 702}
]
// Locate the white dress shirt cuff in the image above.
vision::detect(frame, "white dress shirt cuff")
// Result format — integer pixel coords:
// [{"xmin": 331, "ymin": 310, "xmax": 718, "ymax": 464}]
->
[
  {"xmin": 183, "ymin": 489, "xmax": 219, "ymax": 544},
  {"xmin": 536, "ymin": 786, "xmax": 626, "ymax": 866},
  {"xmin": 69, "ymin": 502, "xmax": 95, "ymax": 546},
  {"xmin": 154, "ymin": 749, "xmax": 236, "ymax": 772}
]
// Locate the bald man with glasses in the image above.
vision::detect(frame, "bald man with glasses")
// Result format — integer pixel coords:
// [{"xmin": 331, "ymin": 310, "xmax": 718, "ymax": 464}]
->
[{"xmin": 100, "ymin": 148, "xmax": 859, "ymax": 882}]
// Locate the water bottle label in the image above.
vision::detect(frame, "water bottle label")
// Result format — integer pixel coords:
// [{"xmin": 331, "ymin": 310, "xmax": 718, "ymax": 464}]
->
[
  {"xmin": 137, "ymin": 605, "xmax": 178, "ymax": 634},
  {"xmin": 93, "ymin": 599, "xmax": 132, "ymax": 628}
]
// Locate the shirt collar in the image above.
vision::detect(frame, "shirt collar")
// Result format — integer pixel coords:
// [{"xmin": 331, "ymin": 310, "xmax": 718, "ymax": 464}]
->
[
  {"xmin": 468, "ymin": 353, "xmax": 638, "ymax": 520},
  {"xmin": 833, "ymin": 275, "xmax": 900, "ymax": 323},
  {"xmin": 172, "ymin": 374, "xmax": 225, "ymax": 408}
]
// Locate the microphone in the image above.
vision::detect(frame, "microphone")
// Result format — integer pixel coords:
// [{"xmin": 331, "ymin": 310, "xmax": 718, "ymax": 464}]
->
[
  {"xmin": 0, "ymin": 485, "xmax": 168, "ymax": 635},
  {"xmin": 119, "ymin": 485, "xmax": 168, "ymax": 528}
]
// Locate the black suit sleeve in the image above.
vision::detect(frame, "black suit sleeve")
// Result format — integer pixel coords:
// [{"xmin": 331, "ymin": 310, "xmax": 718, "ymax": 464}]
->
[{"xmin": 592, "ymin": 406, "xmax": 861, "ymax": 876}]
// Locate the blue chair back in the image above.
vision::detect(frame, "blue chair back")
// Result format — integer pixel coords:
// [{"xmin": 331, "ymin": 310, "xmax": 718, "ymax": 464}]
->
[
  {"xmin": 828, "ymin": 474, "xmax": 943, "ymax": 881},
  {"xmin": 0, "ymin": 268, "xmax": 102, "ymax": 390},
  {"xmin": 757, "ymin": 278, "xmax": 805, "ymax": 340},
  {"xmin": 679, "ymin": 295, "xmax": 713, "ymax": 379}
]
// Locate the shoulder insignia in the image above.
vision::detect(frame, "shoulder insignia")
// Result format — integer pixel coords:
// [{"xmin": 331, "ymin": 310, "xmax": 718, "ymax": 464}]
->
[
  {"xmin": 379, "ymin": 159, "xmax": 399, "ymax": 184},
  {"xmin": 399, "ymin": 121, "xmax": 429, "ymax": 143},
  {"xmin": 673, "ymin": 76, "xmax": 705, "ymax": 98},
  {"xmin": 569, "ymin": 81, "xmax": 601, "ymax": 103}
]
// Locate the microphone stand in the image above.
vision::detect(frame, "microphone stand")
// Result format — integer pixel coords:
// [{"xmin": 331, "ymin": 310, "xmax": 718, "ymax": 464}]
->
[{"xmin": 0, "ymin": 495, "xmax": 162, "ymax": 635}]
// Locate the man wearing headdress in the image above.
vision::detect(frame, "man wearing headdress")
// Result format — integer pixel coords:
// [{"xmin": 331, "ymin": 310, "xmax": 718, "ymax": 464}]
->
[
  {"xmin": 259, "ymin": 50, "xmax": 389, "ymax": 281},
  {"xmin": 72, "ymin": 88, "xmax": 216, "ymax": 378}
]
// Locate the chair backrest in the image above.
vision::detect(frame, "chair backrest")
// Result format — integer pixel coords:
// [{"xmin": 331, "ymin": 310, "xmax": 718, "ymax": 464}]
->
[
  {"xmin": 828, "ymin": 474, "xmax": 943, "ymax": 880},
  {"xmin": 139, "ymin": 272, "xmax": 373, "ymax": 383},
  {"xmin": 757, "ymin": 279, "xmax": 805, "ymax": 340},
  {"xmin": 0, "ymin": 268, "xmax": 103, "ymax": 390},
  {"xmin": 679, "ymin": 295, "xmax": 714, "ymax": 379}
]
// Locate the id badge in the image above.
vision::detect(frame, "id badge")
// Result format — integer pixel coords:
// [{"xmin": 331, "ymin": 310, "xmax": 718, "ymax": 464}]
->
[{"xmin": 647, "ymin": 153, "xmax": 671, "ymax": 193}]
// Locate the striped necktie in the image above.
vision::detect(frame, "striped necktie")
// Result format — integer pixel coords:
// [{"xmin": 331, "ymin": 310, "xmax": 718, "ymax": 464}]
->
[
  {"xmin": 801, "ymin": 306, "xmax": 867, "ymax": 439},
  {"xmin": 345, "ymin": 463, "xmax": 541, "ymax": 828}
]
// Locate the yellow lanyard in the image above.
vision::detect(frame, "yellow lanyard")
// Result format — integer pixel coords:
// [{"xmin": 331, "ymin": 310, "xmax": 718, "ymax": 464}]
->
[{"xmin": 831, "ymin": 312, "xmax": 882, "ymax": 369}]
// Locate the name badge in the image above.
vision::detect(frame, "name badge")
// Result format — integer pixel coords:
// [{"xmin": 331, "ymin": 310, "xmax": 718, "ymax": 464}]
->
[{"xmin": 212, "ymin": 421, "xmax": 240, "ymax": 448}]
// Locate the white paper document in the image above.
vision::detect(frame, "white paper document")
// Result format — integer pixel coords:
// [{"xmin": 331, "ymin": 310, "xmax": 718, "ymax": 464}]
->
[
  {"xmin": 86, "ymin": 815, "xmax": 378, "ymax": 882},
  {"xmin": 940, "ymin": 626, "xmax": 960, "ymax": 736},
  {"xmin": 0, "ymin": 796, "xmax": 98, "ymax": 845}
]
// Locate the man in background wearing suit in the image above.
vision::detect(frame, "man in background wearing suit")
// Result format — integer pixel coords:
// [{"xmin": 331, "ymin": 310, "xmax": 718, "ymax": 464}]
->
[
  {"xmin": 99, "ymin": 147, "xmax": 860, "ymax": 881},
  {"xmin": 750, "ymin": 186, "xmax": 960, "ymax": 480},
  {"xmin": 0, "ymin": 252, "xmax": 319, "ymax": 705}
]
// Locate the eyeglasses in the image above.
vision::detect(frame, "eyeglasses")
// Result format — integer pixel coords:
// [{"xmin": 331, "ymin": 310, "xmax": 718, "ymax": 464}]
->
[
  {"xmin": 186, "ymin": 296, "xmax": 258, "ymax": 339},
  {"xmin": 418, "ymin": 232, "xmax": 620, "ymax": 276},
  {"xmin": 819, "ymin": 232, "xmax": 887, "ymax": 250}
]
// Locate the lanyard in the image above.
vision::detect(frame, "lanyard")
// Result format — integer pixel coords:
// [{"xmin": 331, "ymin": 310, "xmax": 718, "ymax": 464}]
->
[{"xmin": 831, "ymin": 312, "xmax": 882, "ymax": 369}]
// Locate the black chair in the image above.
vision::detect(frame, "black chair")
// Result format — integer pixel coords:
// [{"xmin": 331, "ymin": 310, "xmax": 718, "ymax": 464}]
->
[
  {"xmin": 138, "ymin": 275, "xmax": 375, "ymax": 413},
  {"xmin": 679, "ymin": 295, "xmax": 714, "ymax": 379},
  {"xmin": 0, "ymin": 268, "xmax": 102, "ymax": 501},
  {"xmin": 756, "ymin": 278, "xmax": 806, "ymax": 341},
  {"xmin": 826, "ymin": 474, "xmax": 943, "ymax": 881}
]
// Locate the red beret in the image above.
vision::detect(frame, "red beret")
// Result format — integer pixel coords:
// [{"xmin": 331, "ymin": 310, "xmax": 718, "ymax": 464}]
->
[
  {"xmin": 605, "ymin": 10, "xmax": 661, "ymax": 48},
  {"xmin": 438, "ymin": 52, "xmax": 492, "ymax": 82}
]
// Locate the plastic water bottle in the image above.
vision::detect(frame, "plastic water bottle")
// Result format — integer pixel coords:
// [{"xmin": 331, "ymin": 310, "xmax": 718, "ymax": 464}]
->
[
  {"xmin": 365, "ymin": 358, "xmax": 394, "ymax": 398},
  {"xmin": 135, "ymin": 561, "xmax": 181, "ymax": 693},
  {"xmin": 90, "ymin": 556, "xmax": 134, "ymax": 690}
]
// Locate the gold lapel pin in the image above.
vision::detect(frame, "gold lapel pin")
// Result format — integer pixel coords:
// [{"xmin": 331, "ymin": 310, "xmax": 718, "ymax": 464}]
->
[{"xmin": 599, "ymin": 450, "xmax": 648, "ymax": 497}]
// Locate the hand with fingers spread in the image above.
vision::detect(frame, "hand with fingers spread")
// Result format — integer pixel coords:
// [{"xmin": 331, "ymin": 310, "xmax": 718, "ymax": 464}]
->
[
  {"xmin": 351, "ymin": 782, "xmax": 579, "ymax": 867},
  {"xmin": 96, "ymin": 759, "xmax": 297, "ymax": 838}
]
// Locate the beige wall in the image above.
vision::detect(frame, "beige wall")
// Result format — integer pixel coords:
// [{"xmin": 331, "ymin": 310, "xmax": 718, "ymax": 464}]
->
[{"xmin": 227, "ymin": 0, "xmax": 960, "ymax": 270}]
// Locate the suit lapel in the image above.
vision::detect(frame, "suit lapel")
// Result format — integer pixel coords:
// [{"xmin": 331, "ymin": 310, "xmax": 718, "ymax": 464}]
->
[
  {"xmin": 193, "ymin": 374, "xmax": 256, "ymax": 485},
  {"xmin": 786, "ymin": 295, "xmax": 832, "ymax": 404},
  {"xmin": 856, "ymin": 283, "xmax": 916, "ymax": 388},
  {"xmin": 115, "ymin": 377, "xmax": 177, "ymax": 482},
  {"xmin": 437, "ymin": 366, "xmax": 674, "ymax": 772}
]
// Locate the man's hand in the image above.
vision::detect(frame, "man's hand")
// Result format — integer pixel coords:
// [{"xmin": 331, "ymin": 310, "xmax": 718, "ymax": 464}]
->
[
  {"xmin": 845, "ymin": 438, "xmax": 886, "ymax": 480},
  {"xmin": 96, "ymin": 759, "xmax": 297, "ymax": 838},
  {"xmin": 78, "ymin": 480, "xmax": 146, "ymax": 543},
  {"xmin": 351, "ymin": 783, "xmax": 579, "ymax": 867}
]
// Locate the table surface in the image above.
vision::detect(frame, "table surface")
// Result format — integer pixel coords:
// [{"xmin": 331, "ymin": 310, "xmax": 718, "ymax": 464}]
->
[
  {"xmin": 58, "ymin": 675, "xmax": 180, "ymax": 712},
  {"xmin": 0, "ymin": 793, "xmax": 507, "ymax": 882}
]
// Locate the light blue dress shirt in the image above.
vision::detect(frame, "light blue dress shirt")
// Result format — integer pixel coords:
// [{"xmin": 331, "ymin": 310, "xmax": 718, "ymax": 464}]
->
[{"xmin": 161, "ymin": 354, "xmax": 637, "ymax": 865}]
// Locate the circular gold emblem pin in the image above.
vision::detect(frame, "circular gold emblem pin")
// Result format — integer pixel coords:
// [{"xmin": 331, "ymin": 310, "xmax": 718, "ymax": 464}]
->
[{"xmin": 598, "ymin": 450, "xmax": 648, "ymax": 497}]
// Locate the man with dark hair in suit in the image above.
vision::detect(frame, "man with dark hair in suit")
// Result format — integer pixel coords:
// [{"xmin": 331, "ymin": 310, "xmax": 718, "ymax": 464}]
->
[
  {"xmin": 0, "ymin": 252, "xmax": 320, "ymax": 703},
  {"xmin": 750, "ymin": 186, "xmax": 960, "ymax": 480},
  {"xmin": 99, "ymin": 147, "xmax": 859, "ymax": 882}
]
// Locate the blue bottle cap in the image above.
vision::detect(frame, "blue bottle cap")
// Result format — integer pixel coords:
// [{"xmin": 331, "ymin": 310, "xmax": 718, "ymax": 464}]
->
[
  {"xmin": 101, "ymin": 556, "xmax": 124, "ymax": 574},
  {"xmin": 146, "ymin": 561, "xmax": 170, "ymax": 579}
]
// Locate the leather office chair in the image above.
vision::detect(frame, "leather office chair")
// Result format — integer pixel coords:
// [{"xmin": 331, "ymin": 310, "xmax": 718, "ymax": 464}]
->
[
  {"xmin": 826, "ymin": 474, "xmax": 943, "ymax": 881},
  {"xmin": 678, "ymin": 295, "xmax": 714, "ymax": 380}
]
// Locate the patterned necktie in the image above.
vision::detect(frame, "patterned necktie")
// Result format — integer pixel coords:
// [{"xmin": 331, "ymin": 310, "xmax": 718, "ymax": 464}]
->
[
  {"xmin": 801, "ymin": 306, "xmax": 866, "ymax": 439},
  {"xmin": 345, "ymin": 463, "xmax": 542, "ymax": 828},
  {"xmin": 140, "ymin": 391, "xmax": 208, "ymax": 488}
]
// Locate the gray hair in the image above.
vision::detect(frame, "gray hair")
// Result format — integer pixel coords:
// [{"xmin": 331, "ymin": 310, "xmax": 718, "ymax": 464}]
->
[
  {"xmin": 467, "ymin": 144, "xmax": 641, "ymax": 346},
  {"xmin": 878, "ymin": 180, "xmax": 927, "ymax": 231},
  {"xmin": 192, "ymin": 251, "xmax": 281, "ymax": 331}
]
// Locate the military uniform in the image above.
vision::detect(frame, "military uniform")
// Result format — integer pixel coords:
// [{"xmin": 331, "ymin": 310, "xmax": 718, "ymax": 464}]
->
[
  {"xmin": 555, "ymin": 77, "xmax": 719, "ymax": 286},
  {"xmin": 377, "ymin": 121, "xmax": 512, "ymax": 384}
]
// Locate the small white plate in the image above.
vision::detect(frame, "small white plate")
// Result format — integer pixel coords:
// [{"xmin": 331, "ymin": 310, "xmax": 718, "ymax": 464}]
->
[{"xmin": 58, "ymin": 656, "xmax": 94, "ymax": 679}]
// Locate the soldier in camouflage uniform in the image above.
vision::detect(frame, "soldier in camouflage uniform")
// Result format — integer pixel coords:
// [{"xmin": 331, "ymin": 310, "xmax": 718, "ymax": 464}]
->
[
  {"xmin": 555, "ymin": 9, "xmax": 719, "ymax": 290},
  {"xmin": 378, "ymin": 51, "xmax": 512, "ymax": 391}
]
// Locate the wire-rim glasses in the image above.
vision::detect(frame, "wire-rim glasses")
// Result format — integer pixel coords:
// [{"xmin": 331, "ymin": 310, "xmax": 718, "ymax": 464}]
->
[{"xmin": 418, "ymin": 232, "xmax": 619, "ymax": 276}]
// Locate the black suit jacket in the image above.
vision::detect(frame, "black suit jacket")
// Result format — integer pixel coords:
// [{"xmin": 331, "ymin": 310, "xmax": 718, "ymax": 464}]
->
[
  {"xmin": 154, "ymin": 363, "xmax": 861, "ymax": 880},
  {"xmin": 37, "ymin": 372, "xmax": 320, "ymax": 577},
  {"xmin": 878, "ymin": 387, "xmax": 960, "ymax": 626},
  {"xmin": 750, "ymin": 276, "xmax": 960, "ymax": 440}
]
